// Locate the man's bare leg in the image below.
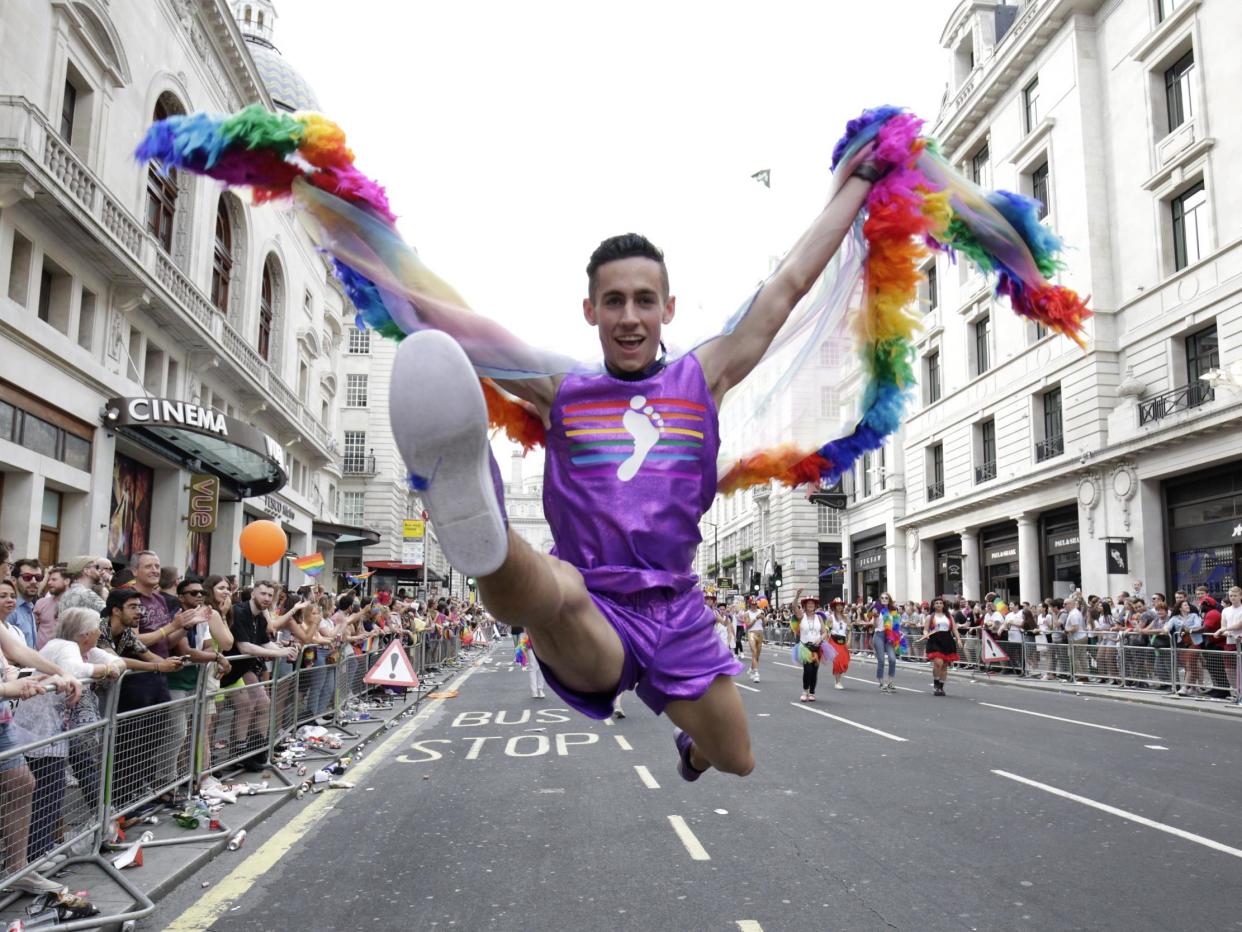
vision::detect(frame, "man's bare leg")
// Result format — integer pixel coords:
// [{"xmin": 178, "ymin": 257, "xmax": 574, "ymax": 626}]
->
[
  {"xmin": 478, "ymin": 529, "xmax": 625, "ymax": 695},
  {"xmin": 390, "ymin": 331, "xmax": 623, "ymax": 696},
  {"xmin": 665, "ymin": 676, "xmax": 754, "ymax": 776}
]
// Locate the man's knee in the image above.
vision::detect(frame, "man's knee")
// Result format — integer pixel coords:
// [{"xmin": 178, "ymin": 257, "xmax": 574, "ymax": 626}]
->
[{"xmin": 714, "ymin": 748, "xmax": 755, "ymax": 777}]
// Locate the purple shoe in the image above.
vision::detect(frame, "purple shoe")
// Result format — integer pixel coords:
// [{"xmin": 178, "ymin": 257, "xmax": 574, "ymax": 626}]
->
[{"xmin": 674, "ymin": 729, "xmax": 705, "ymax": 783}]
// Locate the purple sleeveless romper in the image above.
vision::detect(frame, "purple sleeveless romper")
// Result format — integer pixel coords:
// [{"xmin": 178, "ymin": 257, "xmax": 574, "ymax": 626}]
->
[{"xmin": 537, "ymin": 354, "xmax": 744, "ymax": 718}]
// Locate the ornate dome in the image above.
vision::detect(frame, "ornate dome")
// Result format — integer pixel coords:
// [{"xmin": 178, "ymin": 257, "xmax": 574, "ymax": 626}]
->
[
  {"xmin": 231, "ymin": 1, "xmax": 319, "ymax": 113},
  {"xmin": 247, "ymin": 39, "xmax": 319, "ymax": 112}
]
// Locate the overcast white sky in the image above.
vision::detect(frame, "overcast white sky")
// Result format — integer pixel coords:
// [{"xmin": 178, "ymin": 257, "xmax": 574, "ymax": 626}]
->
[{"xmin": 275, "ymin": 0, "xmax": 956, "ymax": 465}]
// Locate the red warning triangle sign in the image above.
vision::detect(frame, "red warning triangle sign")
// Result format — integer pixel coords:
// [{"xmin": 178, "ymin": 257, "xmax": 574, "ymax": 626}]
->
[
  {"xmin": 980, "ymin": 630, "xmax": 1009, "ymax": 663},
  {"xmin": 363, "ymin": 640, "xmax": 421, "ymax": 688}
]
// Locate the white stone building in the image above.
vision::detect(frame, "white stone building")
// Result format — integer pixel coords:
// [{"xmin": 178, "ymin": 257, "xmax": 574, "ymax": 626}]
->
[
  {"xmin": 842, "ymin": 0, "xmax": 1242, "ymax": 605},
  {"xmin": 0, "ymin": 0, "xmax": 375, "ymax": 584}
]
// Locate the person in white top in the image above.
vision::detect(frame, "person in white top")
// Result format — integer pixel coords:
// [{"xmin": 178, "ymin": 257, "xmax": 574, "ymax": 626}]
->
[
  {"xmin": 1063, "ymin": 597, "xmax": 1089, "ymax": 683},
  {"xmin": 1215, "ymin": 586, "xmax": 1242, "ymax": 702},
  {"xmin": 827, "ymin": 599, "xmax": 850, "ymax": 689},
  {"xmin": 745, "ymin": 603, "xmax": 765, "ymax": 683},
  {"xmin": 796, "ymin": 595, "xmax": 825, "ymax": 702},
  {"xmin": 922, "ymin": 597, "xmax": 961, "ymax": 696}
]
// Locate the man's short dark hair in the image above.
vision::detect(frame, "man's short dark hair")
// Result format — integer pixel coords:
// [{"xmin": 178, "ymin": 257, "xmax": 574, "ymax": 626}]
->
[
  {"xmin": 177, "ymin": 576, "xmax": 203, "ymax": 594},
  {"xmin": 13, "ymin": 557, "xmax": 42, "ymax": 577},
  {"xmin": 586, "ymin": 233, "xmax": 668, "ymax": 301},
  {"xmin": 160, "ymin": 566, "xmax": 180, "ymax": 589},
  {"xmin": 337, "ymin": 593, "xmax": 355, "ymax": 612},
  {"xmin": 105, "ymin": 587, "xmax": 140, "ymax": 617}
]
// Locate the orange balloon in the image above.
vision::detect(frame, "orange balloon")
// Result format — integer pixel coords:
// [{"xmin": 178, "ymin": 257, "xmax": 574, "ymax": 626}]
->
[{"xmin": 239, "ymin": 520, "xmax": 288, "ymax": 567}]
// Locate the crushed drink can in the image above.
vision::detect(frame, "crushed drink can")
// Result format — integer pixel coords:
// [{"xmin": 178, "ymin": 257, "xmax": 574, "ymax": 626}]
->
[{"xmin": 226, "ymin": 829, "xmax": 246, "ymax": 851}]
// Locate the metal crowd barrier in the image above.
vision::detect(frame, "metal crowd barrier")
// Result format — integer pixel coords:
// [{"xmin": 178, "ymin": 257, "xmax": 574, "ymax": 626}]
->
[
  {"xmin": 0, "ymin": 634, "xmax": 447, "ymax": 920},
  {"xmin": 840, "ymin": 629, "xmax": 1242, "ymax": 702}
]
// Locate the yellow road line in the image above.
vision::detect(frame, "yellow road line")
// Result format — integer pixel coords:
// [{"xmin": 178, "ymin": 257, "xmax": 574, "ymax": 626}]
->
[{"xmin": 166, "ymin": 663, "xmax": 483, "ymax": 931}]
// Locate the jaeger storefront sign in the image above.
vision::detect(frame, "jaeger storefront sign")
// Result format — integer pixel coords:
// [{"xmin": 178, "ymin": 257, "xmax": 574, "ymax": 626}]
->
[{"xmin": 105, "ymin": 396, "xmax": 286, "ymax": 499}]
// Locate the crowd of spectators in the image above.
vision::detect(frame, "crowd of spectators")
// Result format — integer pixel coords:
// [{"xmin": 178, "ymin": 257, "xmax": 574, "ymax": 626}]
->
[
  {"xmin": 0, "ymin": 537, "xmax": 492, "ymax": 900},
  {"xmin": 715, "ymin": 580, "xmax": 1242, "ymax": 699}
]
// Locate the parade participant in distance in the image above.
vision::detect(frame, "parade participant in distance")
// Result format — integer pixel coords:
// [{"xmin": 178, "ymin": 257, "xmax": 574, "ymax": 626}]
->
[
  {"xmin": 796, "ymin": 595, "xmax": 825, "ymax": 702},
  {"xmin": 827, "ymin": 599, "xmax": 850, "ymax": 689},
  {"xmin": 922, "ymin": 597, "xmax": 961, "ymax": 696}
]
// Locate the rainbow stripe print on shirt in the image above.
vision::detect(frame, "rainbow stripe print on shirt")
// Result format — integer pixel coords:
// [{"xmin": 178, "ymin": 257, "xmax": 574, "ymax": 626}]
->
[{"xmin": 564, "ymin": 393, "xmax": 705, "ymax": 482}]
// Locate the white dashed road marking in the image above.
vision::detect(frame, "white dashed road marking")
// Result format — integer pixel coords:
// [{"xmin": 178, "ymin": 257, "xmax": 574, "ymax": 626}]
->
[
  {"xmin": 735, "ymin": 683, "xmax": 760, "ymax": 693},
  {"xmin": 793, "ymin": 703, "xmax": 908, "ymax": 742},
  {"xmin": 634, "ymin": 765, "xmax": 660, "ymax": 789},
  {"xmin": 667, "ymin": 815, "xmax": 710, "ymax": 860},
  {"xmin": 614, "ymin": 735, "xmax": 633, "ymax": 751},
  {"xmin": 993, "ymin": 770, "xmax": 1242, "ymax": 859},
  {"xmin": 978, "ymin": 702, "xmax": 1162, "ymax": 740}
]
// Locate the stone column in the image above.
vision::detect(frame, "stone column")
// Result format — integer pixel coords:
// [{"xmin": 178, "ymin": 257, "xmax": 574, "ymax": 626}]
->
[
  {"xmin": 1017, "ymin": 514, "xmax": 1041, "ymax": 604},
  {"xmin": 919, "ymin": 537, "xmax": 937, "ymax": 601},
  {"xmin": 960, "ymin": 528, "xmax": 980, "ymax": 601}
]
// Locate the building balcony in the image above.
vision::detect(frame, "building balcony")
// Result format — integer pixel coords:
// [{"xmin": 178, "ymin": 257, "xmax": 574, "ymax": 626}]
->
[
  {"xmin": 1138, "ymin": 381, "xmax": 1214, "ymax": 426},
  {"xmin": 0, "ymin": 96, "xmax": 336, "ymax": 462},
  {"xmin": 341, "ymin": 454, "xmax": 377, "ymax": 477},
  {"xmin": 975, "ymin": 460, "xmax": 997, "ymax": 484},
  {"xmin": 1034, "ymin": 435, "xmax": 1065, "ymax": 462},
  {"xmin": 927, "ymin": 481, "xmax": 945, "ymax": 501}
]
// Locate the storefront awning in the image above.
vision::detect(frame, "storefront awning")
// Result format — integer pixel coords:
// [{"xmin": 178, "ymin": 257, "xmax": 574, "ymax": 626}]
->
[
  {"xmin": 104, "ymin": 397, "xmax": 286, "ymax": 498},
  {"xmin": 312, "ymin": 519, "xmax": 381, "ymax": 547},
  {"xmin": 364, "ymin": 560, "xmax": 444, "ymax": 583}
]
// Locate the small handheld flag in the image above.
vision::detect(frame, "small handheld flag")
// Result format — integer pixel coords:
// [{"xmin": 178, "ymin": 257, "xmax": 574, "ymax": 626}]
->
[{"xmin": 293, "ymin": 553, "xmax": 326, "ymax": 577}]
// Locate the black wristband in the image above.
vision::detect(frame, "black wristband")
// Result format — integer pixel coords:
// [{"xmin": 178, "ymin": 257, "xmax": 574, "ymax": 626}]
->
[{"xmin": 851, "ymin": 161, "xmax": 885, "ymax": 183}]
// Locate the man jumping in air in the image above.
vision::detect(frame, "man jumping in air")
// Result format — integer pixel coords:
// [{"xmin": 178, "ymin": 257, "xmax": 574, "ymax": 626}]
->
[{"xmin": 390, "ymin": 151, "xmax": 888, "ymax": 781}]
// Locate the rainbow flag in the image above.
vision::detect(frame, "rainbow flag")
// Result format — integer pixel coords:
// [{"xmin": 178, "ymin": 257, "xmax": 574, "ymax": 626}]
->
[
  {"xmin": 293, "ymin": 553, "xmax": 325, "ymax": 576},
  {"xmin": 346, "ymin": 571, "xmax": 374, "ymax": 585}
]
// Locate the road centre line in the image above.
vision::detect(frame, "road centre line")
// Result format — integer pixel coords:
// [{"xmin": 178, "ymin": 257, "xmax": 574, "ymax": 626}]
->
[
  {"xmin": 667, "ymin": 815, "xmax": 711, "ymax": 860},
  {"xmin": 773, "ymin": 661, "xmax": 801, "ymax": 670},
  {"xmin": 792, "ymin": 703, "xmax": 909, "ymax": 742},
  {"xmin": 978, "ymin": 702, "xmax": 1162, "ymax": 740},
  {"xmin": 843, "ymin": 674, "xmax": 924, "ymax": 694},
  {"xmin": 993, "ymin": 770, "xmax": 1242, "ymax": 859},
  {"xmin": 168, "ymin": 661, "xmax": 484, "ymax": 931},
  {"xmin": 734, "ymin": 682, "xmax": 760, "ymax": 693},
  {"xmin": 634, "ymin": 765, "xmax": 660, "ymax": 789},
  {"xmin": 614, "ymin": 735, "xmax": 633, "ymax": 751}
]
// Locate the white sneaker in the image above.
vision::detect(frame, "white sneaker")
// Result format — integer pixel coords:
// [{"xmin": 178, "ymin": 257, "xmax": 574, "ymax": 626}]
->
[
  {"xmin": 538, "ymin": 688, "xmax": 546, "ymax": 698},
  {"xmin": 389, "ymin": 330, "xmax": 508, "ymax": 576},
  {"xmin": 834, "ymin": 683, "xmax": 844, "ymax": 690},
  {"xmin": 7, "ymin": 869, "xmax": 66, "ymax": 895},
  {"xmin": 753, "ymin": 672, "xmax": 760, "ymax": 683}
]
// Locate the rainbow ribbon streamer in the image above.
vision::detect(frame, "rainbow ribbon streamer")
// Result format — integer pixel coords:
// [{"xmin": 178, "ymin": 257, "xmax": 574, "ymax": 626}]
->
[{"xmin": 136, "ymin": 104, "xmax": 1089, "ymax": 494}]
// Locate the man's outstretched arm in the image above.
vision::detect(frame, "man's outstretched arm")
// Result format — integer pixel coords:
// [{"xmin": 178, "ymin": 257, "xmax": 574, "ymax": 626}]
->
[{"xmin": 696, "ymin": 169, "xmax": 877, "ymax": 408}]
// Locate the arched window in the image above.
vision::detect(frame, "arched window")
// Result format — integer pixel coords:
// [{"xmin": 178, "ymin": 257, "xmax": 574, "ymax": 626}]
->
[
  {"xmin": 145, "ymin": 97, "xmax": 180, "ymax": 252},
  {"xmin": 258, "ymin": 263, "xmax": 274, "ymax": 360},
  {"xmin": 243, "ymin": 6, "xmax": 252, "ymax": 24},
  {"xmin": 211, "ymin": 198, "xmax": 233, "ymax": 312}
]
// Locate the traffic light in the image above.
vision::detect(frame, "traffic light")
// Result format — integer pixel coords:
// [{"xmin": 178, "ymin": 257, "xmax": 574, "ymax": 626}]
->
[
  {"xmin": 750, "ymin": 572, "xmax": 761, "ymax": 594},
  {"xmin": 772, "ymin": 563, "xmax": 783, "ymax": 589}
]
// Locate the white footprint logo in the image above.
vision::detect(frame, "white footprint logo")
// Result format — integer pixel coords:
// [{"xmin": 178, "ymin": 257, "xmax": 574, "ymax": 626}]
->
[{"xmin": 617, "ymin": 395, "xmax": 663, "ymax": 481}]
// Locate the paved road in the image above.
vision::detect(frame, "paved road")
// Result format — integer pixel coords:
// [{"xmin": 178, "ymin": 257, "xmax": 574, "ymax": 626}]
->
[{"xmin": 151, "ymin": 643, "xmax": 1242, "ymax": 931}]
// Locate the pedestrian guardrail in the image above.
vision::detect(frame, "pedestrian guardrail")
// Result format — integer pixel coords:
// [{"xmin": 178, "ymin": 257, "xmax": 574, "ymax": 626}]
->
[
  {"xmin": 840, "ymin": 629, "xmax": 1241, "ymax": 701},
  {"xmin": 0, "ymin": 632, "xmax": 467, "ymax": 925}
]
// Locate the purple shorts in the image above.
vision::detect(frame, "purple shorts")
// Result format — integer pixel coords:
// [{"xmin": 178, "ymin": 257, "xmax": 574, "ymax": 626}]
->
[{"xmin": 534, "ymin": 587, "xmax": 744, "ymax": 719}]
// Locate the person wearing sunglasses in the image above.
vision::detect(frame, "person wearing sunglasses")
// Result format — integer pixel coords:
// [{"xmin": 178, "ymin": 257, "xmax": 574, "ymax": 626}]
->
[{"xmin": 6, "ymin": 558, "xmax": 44, "ymax": 647}]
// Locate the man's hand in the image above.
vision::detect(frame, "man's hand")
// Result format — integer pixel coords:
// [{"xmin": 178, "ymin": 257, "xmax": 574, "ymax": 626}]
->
[
  {"xmin": 9, "ymin": 677, "xmax": 44, "ymax": 700},
  {"xmin": 159, "ymin": 657, "xmax": 186, "ymax": 674},
  {"xmin": 173, "ymin": 609, "xmax": 200, "ymax": 630},
  {"xmin": 217, "ymin": 657, "xmax": 232, "ymax": 676}
]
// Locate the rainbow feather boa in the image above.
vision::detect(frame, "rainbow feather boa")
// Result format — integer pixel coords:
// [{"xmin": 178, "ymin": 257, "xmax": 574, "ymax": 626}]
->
[
  {"xmin": 716, "ymin": 107, "xmax": 1090, "ymax": 493},
  {"xmin": 136, "ymin": 104, "xmax": 1089, "ymax": 492}
]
